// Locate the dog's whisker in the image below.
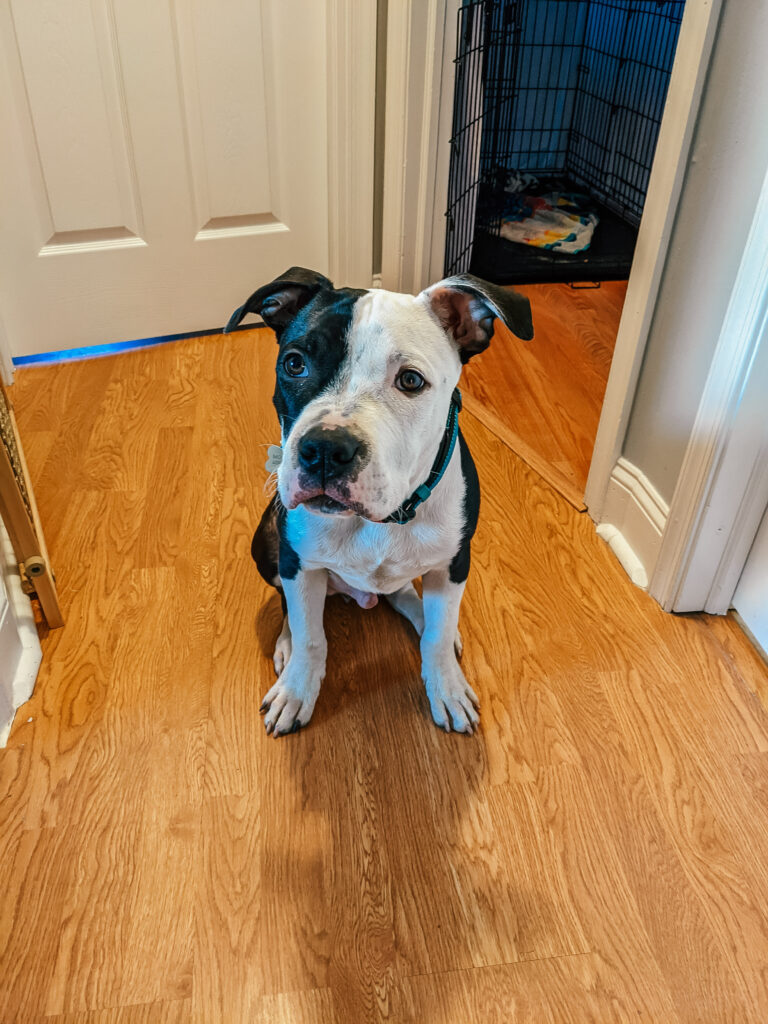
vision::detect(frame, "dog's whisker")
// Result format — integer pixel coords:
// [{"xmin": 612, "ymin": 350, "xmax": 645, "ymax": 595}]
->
[{"xmin": 264, "ymin": 471, "xmax": 278, "ymax": 496}]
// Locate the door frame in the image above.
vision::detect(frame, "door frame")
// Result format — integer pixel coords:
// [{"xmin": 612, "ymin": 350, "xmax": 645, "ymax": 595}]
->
[
  {"xmin": 649, "ymin": 156, "xmax": 768, "ymax": 614},
  {"xmin": 381, "ymin": 0, "xmax": 458, "ymax": 293},
  {"xmin": 584, "ymin": 0, "xmax": 722, "ymax": 519}
]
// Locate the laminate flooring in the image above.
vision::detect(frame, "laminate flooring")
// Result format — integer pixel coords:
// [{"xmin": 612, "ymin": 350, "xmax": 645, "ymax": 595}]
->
[{"xmin": 2, "ymin": 327, "xmax": 768, "ymax": 1022}]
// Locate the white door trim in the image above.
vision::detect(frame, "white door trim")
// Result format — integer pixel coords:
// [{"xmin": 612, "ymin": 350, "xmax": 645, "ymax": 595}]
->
[
  {"xmin": 0, "ymin": 521, "xmax": 41, "ymax": 747},
  {"xmin": 584, "ymin": 0, "xmax": 722, "ymax": 519},
  {"xmin": 649, "ymin": 156, "xmax": 768, "ymax": 613},
  {"xmin": 381, "ymin": 0, "xmax": 458, "ymax": 294},
  {"xmin": 326, "ymin": 0, "xmax": 377, "ymax": 288}
]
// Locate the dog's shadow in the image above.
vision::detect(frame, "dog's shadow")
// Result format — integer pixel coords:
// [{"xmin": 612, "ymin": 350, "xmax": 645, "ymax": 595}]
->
[
  {"xmin": 254, "ymin": 588, "xmax": 424, "ymax": 722},
  {"xmin": 253, "ymin": 589, "xmax": 556, "ymax": 1022}
]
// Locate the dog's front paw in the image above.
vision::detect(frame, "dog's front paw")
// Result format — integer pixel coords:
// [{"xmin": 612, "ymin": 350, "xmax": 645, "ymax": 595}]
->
[
  {"xmin": 423, "ymin": 659, "xmax": 480, "ymax": 734},
  {"xmin": 260, "ymin": 665, "xmax": 320, "ymax": 737}
]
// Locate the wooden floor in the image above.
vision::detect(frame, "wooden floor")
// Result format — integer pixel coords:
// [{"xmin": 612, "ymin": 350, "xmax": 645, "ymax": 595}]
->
[
  {"xmin": 3, "ymin": 329, "xmax": 768, "ymax": 1023},
  {"xmin": 463, "ymin": 280, "xmax": 627, "ymax": 508}
]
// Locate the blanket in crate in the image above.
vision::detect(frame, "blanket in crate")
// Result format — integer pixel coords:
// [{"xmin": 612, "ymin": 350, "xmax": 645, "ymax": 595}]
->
[{"xmin": 500, "ymin": 192, "xmax": 599, "ymax": 254}]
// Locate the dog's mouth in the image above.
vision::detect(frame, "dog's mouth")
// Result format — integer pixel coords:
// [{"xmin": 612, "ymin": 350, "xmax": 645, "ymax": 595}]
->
[{"xmin": 302, "ymin": 494, "xmax": 354, "ymax": 516}]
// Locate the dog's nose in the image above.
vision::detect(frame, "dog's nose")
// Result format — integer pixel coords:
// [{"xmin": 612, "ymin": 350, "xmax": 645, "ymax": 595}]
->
[{"xmin": 297, "ymin": 428, "xmax": 363, "ymax": 481}]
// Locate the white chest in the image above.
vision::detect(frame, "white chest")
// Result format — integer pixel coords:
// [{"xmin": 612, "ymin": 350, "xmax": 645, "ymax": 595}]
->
[{"xmin": 286, "ymin": 504, "xmax": 462, "ymax": 594}]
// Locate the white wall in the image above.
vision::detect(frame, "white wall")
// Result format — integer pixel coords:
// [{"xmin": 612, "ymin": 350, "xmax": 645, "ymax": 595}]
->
[
  {"xmin": 0, "ymin": 311, "xmax": 14, "ymax": 385},
  {"xmin": 622, "ymin": 0, "xmax": 768, "ymax": 503},
  {"xmin": 733, "ymin": 507, "xmax": 768, "ymax": 659}
]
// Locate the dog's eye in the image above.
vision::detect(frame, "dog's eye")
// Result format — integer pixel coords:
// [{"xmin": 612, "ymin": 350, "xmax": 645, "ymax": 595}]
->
[
  {"xmin": 283, "ymin": 352, "xmax": 308, "ymax": 378},
  {"xmin": 396, "ymin": 369, "xmax": 426, "ymax": 393}
]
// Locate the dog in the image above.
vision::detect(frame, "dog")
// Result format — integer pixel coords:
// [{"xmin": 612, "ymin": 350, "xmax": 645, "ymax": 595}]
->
[{"xmin": 225, "ymin": 268, "xmax": 533, "ymax": 737}]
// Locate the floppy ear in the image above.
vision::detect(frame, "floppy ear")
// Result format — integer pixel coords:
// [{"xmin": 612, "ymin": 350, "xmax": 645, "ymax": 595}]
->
[
  {"xmin": 420, "ymin": 274, "xmax": 533, "ymax": 362},
  {"xmin": 224, "ymin": 267, "xmax": 333, "ymax": 335}
]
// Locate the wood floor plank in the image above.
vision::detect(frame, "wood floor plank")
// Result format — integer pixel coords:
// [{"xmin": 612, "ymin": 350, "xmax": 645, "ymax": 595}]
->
[
  {"xmin": 193, "ymin": 794, "xmax": 262, "ymax": 1022},
  {"xmin": 203, "ymin": 486, "xmax": 274, "ymax": 797},
  {"xmin": 256, "ymin": 988, "xmax": 337, "ymax": 1024},
  {"xmin": 462, "ymin": 393, "xmax": 587, "ymax": 510},
  {"xmin": 43, "ymin": 810, "xmax": 196, "ymax": 1016},
  {"xmin": 134, "ymin": 426, "xmax": 194, "ymax": 567},
  {"xmin": 705, "ymin": 611, "xmax": 768, "ymax": 712},
  {"xmin": 461, "ymin": 280, "xmax": 626, "ymax": 502},
  {"xmin": 14, "ymin": 489, "xmax": 146, "ymax": 829},
  {"xmin": 42, "ymin": 998, "xmax": 191, "ymax": 1023},
  {"xmin": 11, "ymin": 357, "xmax": 116, "ymax": 548},
  {"xmin": 0, "ymin": 825, "xmax": 74, "ymax": 1021},
  {"xmin": 597, "ymin": 668, "xmax": 768, "ymax": 1020},
  {"xmin": 531, "ymin": 767, "xmax": 682, "ymax": 1021},
  {"xmin": 400, "ymin": 951, "xmax": 675, "ymax": 1024},
  {"xmin": 3, "ymin": 328, "xmax": 768, "ymax": 1022}
]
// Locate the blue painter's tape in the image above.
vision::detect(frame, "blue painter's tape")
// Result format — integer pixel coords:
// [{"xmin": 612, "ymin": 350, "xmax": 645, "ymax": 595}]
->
[{"xmin": 12, "ymin": 321, "xmax": 267, "ymax": 368}]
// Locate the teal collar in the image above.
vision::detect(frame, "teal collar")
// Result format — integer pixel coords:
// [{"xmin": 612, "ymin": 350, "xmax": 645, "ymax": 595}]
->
[{"xmin": 382, "ymin": 388, "xmax": 462, "ymax": 525}]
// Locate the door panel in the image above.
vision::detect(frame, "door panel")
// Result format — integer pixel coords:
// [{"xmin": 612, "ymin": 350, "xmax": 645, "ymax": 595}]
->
[
  {"xmin": 0, "ymin": 0, "xmax": 337, "ymax": 356},
  {"xmin": 175, "ymin": 0, "xmax": 275, "ymax": 231}
]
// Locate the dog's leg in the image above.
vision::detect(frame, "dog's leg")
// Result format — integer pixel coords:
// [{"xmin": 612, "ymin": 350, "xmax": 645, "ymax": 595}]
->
[
  {"xmin": 386, "ymin": 582, "xmax": 463, "ymax": 657},
  {"xmin": 420, "ymin": 568, "xmax": 479, "ymax": 734},
  {"xmin": 261, "ymin": 568, "xmax": 328, "ymax": 736},
  {"xmin": 385, "ymin": 582, "xmax": 424, "ymax": 633},
  {"xmin": 272, "ymin": 614, "xmax": 292, "ymax": 675}
]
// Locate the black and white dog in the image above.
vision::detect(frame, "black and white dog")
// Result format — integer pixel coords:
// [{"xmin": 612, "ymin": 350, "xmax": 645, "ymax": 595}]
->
[{"xmin": 225, "ymin": 268, "xmax": 533, "ymax": 737}]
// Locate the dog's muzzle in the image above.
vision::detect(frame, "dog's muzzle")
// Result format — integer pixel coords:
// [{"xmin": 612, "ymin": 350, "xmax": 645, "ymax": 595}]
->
[{"xmin": 297, "ymin": 426, "xmax": 364, "ymax": 484}]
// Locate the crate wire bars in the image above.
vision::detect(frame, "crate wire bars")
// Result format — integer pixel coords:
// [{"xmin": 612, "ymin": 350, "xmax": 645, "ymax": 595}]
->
[{"xmin": 445, "ymin": 0, "xmax": 685, "ymax": 282}]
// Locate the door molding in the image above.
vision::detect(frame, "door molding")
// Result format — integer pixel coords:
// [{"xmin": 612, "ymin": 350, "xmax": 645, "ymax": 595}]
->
[
  {"xmin": 0, "ymin": 520, "xmax": 42, "ymax": 747},
  {"xmin": 649, "ymin": 157, "xmax": 768, "ymax": 613},
  {"xmin": 584, "ymin": 0, "xmax": 722, "ymax": 519},
  {"xmin": 326, "ymin": 0, "xmax": 377, "ymax": 289},
  {"xmin": 381, "ymin": 0, "xmax": 458, "ymax": 294}
]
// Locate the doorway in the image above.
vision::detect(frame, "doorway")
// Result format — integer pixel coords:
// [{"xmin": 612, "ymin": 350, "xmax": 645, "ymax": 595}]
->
[{"xmin": 443, "ymin": 0, "xmax": 685, "ymax": 506}]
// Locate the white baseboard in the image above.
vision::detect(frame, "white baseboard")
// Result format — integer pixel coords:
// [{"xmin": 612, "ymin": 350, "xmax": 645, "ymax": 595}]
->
[
  {"xmin": 593, "ymin": 457, "xmax": 669, "ymax": 590},
  {"xmin": 0, "ymin": 524, "xmax": 42, "ymax": 747}
]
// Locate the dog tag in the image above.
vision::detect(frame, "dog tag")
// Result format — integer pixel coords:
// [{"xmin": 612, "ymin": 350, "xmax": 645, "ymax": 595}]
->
[{"xmin": 265, "ymin": 444, "xmax": 283, "ymax": 472}]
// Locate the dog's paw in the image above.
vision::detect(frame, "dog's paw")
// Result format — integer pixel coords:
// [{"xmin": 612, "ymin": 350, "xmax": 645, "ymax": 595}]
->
[
  {"xmin": 260, "ymin": 667, "xmax": 320, "ymax": 737},
  {"xmin": 423, "ymin": 660, "xmax": 479, "ymax": 734}
]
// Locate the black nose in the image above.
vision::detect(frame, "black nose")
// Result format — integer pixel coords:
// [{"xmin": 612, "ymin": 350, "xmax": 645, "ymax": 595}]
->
[{"xmin": 297, "ymin": 427, "xmax": 363, "ymax": 482}]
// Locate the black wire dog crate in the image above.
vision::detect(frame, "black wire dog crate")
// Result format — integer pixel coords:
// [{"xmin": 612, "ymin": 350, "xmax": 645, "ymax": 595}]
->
[{"xmin": 445, "ymin": 0, "xmax": 685, "ymax": 283}]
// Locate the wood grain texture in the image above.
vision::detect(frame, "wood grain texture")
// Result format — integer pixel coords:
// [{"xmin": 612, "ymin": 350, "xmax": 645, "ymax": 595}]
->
[
  {"xmin": 462, "ymin": 280, "xmax": 627, "ymax": 506},
  {"xmin": 2, "ymin": 328, "xmax": 768, "ymax": 1022}
]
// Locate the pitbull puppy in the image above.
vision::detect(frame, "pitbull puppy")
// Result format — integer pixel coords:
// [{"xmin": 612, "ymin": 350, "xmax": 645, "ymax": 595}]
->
[{"xmin": 225, "ymin": 268, "xmax": 533, "ymax": 737}]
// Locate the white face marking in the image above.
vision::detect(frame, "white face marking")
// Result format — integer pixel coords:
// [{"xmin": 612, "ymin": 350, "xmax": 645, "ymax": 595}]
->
[{"xmin": 277, "ymin": 289, "xmax": 461, "ymax": 521}]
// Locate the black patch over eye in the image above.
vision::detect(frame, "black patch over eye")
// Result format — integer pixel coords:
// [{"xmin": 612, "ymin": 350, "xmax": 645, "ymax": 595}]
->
[
  {"xmin": 283, "ymin": 352, "xmax": 308, "ymax": 377},
  {"xmin": 396, "ymin": 369, "xmax": 426, "ymax": 393}
]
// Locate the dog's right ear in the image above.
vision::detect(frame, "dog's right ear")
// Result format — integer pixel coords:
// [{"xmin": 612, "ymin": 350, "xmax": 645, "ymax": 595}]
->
[{"xmin": 224, "ymin": 267, "xmax": 333, "ymax": 335}]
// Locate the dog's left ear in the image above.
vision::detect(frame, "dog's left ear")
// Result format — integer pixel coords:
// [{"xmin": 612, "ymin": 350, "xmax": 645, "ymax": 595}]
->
[
  {"xmin": 419, "ymin": 274, "xmax": 533, "ymax": 362},
  {"xmin": 224, "ymin": 267, "xmax": 333, "ymax": 336}
]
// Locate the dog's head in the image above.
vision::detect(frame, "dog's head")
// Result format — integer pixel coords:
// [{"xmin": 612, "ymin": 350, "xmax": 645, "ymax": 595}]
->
[{"xmin": 226, "ymin": 267, "xmax": 533, "ymax": 521}]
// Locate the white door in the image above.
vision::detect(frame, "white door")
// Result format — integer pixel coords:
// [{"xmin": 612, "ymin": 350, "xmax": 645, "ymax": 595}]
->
[
  {"xmin": 733, "ymin": 507, "xmax": 768, "ymax": 659},
  {"xmin": 0, "ymin": 0, "xmax": 374, "ymax": 358}
]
